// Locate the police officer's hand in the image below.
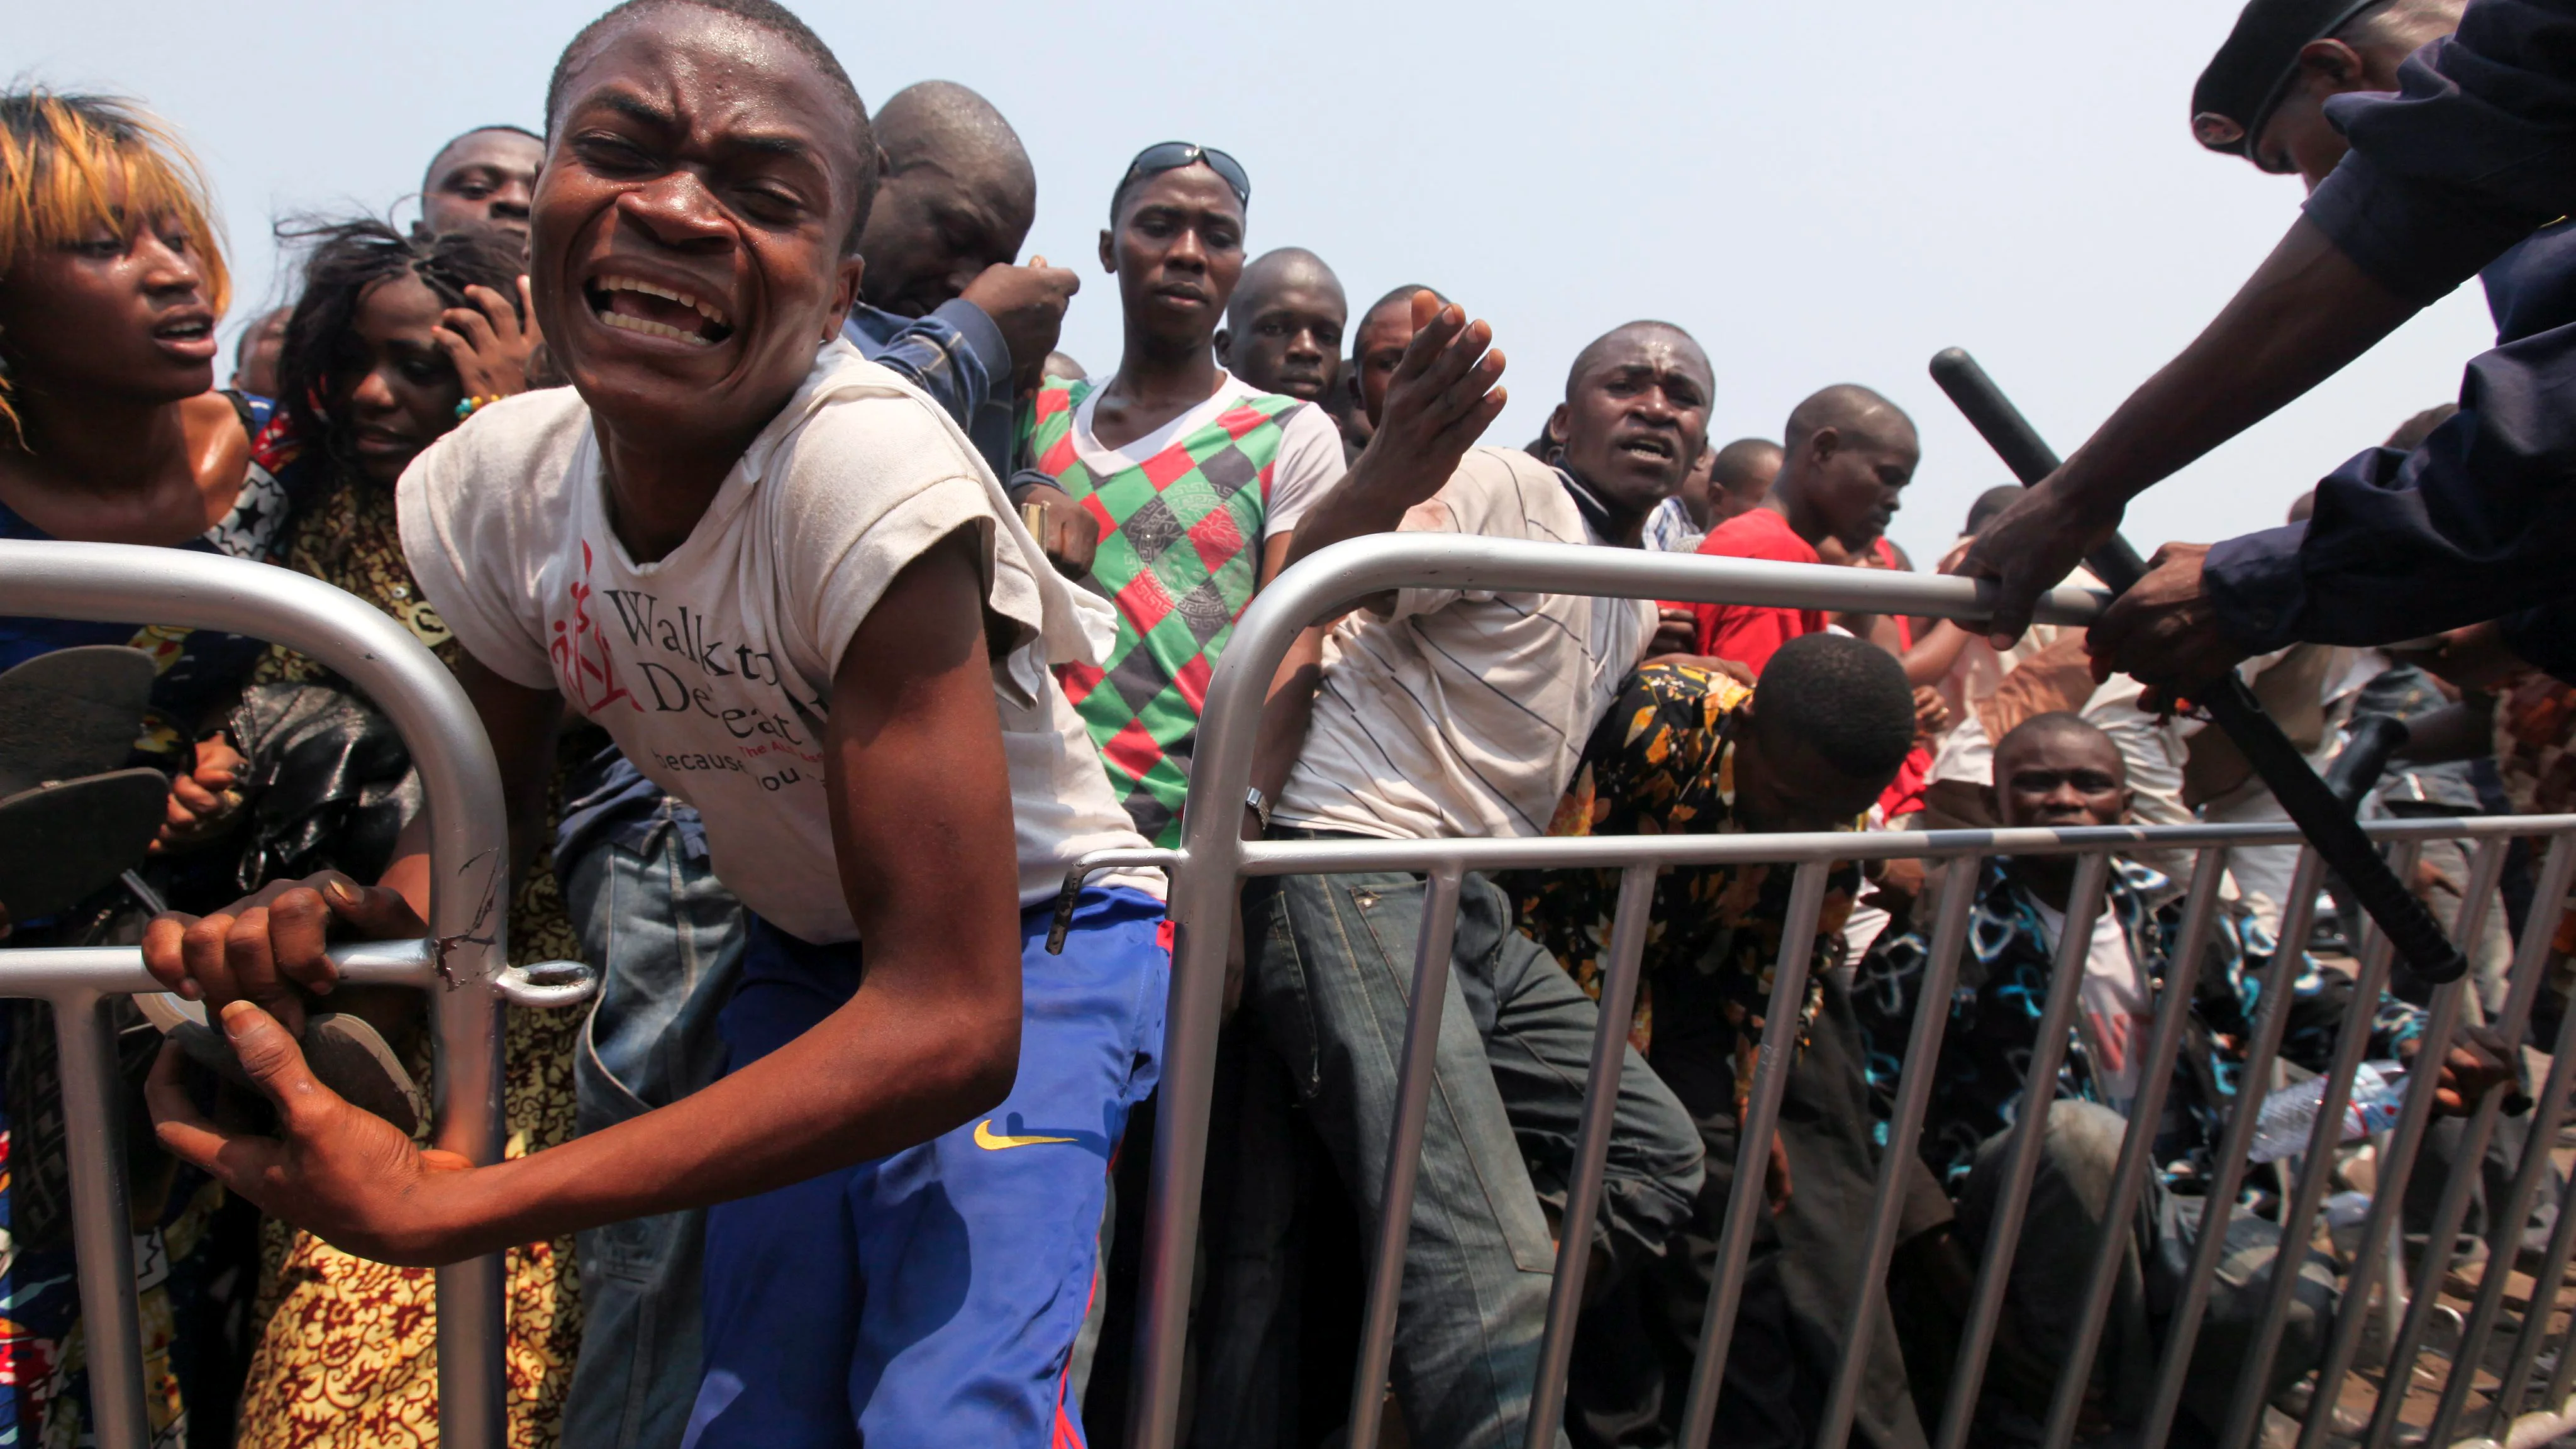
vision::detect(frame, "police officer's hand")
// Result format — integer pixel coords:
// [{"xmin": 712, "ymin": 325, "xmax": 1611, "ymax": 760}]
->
[
  {"xmin": 2084, "ymin": 543, "xmax": 2254, "ymax": 696},
  {"xmin": 1949, "ymin": 477, "xmax": 2124, "ymax": 647}
]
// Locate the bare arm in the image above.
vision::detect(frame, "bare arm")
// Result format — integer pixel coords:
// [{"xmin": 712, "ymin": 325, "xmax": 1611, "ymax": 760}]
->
[
  {"xmin": 148, "ymin": 531, "xmax": 1026, "ymax": 1265},
  {"xmin": 1242, "ymin": 533, "xmax": 1328, "ymax": 835},
  {"xmin": 1953, "ymin": 218, "xmax": 2419, "ymax": 643},
  {"xmin": 1901, "ymin": 618, "xmax": 1974, "ymax": 689}
]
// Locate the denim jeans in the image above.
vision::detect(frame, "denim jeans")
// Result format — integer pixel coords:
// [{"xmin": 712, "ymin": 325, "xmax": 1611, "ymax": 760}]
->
[
  {"xmin": 558, "ymin": 811, "xmax": 748, "ymax": 1449},
  {"xmin": 1231, "ymin": 853, "xmax": 1704, "ymax": 1449},
  {"xmin": 1955, "ymin": 1101, "xmax": 2338, "ymax": 1438}
]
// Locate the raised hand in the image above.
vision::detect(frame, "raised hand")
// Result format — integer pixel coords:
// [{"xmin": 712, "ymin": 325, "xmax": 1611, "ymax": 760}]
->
[
  {"xmin": 1274, "ymin": 292, "xmax": 1508, "ymax": 578},
  {"xmin": 434, "ymin": 276, "xmax": 543, "ymax": 402},
  {"xmin": 960, "ymin": 257, "xmax": 1080, "ymax": 393},
  {"xmin": 1350, "ymin": 291, "xmax": 1507, "ymax": 510}
]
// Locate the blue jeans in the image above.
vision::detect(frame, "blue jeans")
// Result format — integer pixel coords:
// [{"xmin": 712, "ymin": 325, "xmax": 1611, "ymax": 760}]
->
[
  {"xmin": 1233, "ymin": 857, "xmax": 1704, "ymax": 1449},
  {"xmin": 560, "ymin": 810, "xmax": 748, "ymax": 1449}
]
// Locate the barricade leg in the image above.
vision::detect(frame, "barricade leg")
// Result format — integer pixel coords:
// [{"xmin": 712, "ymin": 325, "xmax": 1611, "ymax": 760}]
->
[
  {"xmin": 1818, "ymin": 854, "xmax": 1987, "ymax": 1449},
  {"xmin": 2485, "ymin": 1144, "xmax": 2576, "ymax": 1434},
  {"xmin": 2216, "ymin": 840, "xmax": 2445, "ymax": 1448},
  {"xmin": 2138, "ymin": 850, "xmax": 2329, "ymax": 1448},
  {"xmin": 2359, "ymin": 835, "xmax": 2576, "ymax": 1449},
  {"xmin": 1931, "ymin": 850, "xmax": 2115, "ymax": 1449},
  {"xmin": 2040, "ymin": 848, "xmax": 2233, "ymax": 1449},
  {"xmin": 1674, "ymin": 858, "xmax": 1833, "ymax": 1447},
  {"xmin": 1345, "ymin": 863, "xmax": 1468, "ymax": 1449},
  {"xmin": 1521, "ymin": 865, "xmax": 1656, "ymax": 1449},
  {"xmin": 54, "ymin": 989, "xmax": 150, "ymax": 1449}
]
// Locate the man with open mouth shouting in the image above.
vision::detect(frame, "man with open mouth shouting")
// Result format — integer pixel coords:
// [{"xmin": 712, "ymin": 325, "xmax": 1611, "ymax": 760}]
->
[{"xmin": 138, "ymin": 2, "xmax": 1170, "ymax": 1444}]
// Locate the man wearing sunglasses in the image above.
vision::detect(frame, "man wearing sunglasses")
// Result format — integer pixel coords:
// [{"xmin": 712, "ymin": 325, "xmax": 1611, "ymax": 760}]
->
[{"xmin": 1014, "ymin": 143, "xmax": 1348, "ymax": 847}]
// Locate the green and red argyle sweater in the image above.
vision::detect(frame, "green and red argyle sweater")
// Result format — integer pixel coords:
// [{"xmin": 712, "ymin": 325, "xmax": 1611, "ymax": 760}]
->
[{"xmin": 1023, "ymin": 377, "xmax": 1307, "ymax": 845}]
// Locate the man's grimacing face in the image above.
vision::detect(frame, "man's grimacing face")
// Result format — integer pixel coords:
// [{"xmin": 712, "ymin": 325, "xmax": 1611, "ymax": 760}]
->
[
  {"xmin": 531, "ymin": 9, "xmax": 866, "ymax": 440},
  {"xmin": 1551, "ymin": 330, "xmax": 1713, "ymax": 523}
]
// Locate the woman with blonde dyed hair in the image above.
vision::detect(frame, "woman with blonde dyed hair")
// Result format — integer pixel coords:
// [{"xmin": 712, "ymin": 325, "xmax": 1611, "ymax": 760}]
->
[{"xmin": 0, "ymin": 87, "xmax": 287, "ymax": 1445}]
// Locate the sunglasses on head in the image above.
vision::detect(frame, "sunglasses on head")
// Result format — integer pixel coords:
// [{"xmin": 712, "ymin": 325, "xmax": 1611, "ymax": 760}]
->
[{"xmin": 1119, "ymin": 142, "xmax": 1250, "ymax": 208}]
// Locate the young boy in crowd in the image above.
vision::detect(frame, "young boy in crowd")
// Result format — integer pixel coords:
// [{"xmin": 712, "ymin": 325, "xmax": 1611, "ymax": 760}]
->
[
  {"xmin": 140, "ymin": 3, "xmax": 1165, "ymax": 1443},
  {"xmin": 1015, "ymin": 142, "xmax": 1346, "ymax": 844}
]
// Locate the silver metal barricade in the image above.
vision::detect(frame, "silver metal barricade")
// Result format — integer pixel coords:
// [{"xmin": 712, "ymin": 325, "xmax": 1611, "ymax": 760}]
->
[
  {"xmin": 1109, "ymin": 531, "xmax": 2576, "ymax": 1449},
  {"xmin": 0, "ymin": 540, "xmax": 592, "ymax": 1449}
]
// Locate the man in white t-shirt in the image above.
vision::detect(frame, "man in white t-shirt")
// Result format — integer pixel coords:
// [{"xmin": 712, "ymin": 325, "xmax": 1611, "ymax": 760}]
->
[
  {"xmin": 1210, "ymin": 302, "xmax": 1708, "ymax": 1448},
  {"xmin": 141, "ymin": 6, "xmax": 1162, "ymax": 1445},
  {"xmin": 1014, "ymin": 144, "xmax": 1346, "ymax": 845}
]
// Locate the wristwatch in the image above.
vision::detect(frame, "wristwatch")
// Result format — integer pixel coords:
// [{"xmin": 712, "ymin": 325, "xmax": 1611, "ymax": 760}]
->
[{"xmin": 1244, "ymin": 786, "xmax": 1275, "ymax": 833}]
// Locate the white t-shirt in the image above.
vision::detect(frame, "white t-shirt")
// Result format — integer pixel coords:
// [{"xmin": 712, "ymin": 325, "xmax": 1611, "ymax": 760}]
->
[
  {"xmin": 1065, "ymin": 370, "xmax": 1344, "ymax": 540},
  {"xmin": 398, "ymin": 341, "xmax": 1158, "ymax": 943},
  {"xmin": 1275, "ymin": 447, "xmax": 1657, "ymax": 842},
  {"xmin": 2029, "ymin": 894, "xmax": 2154, "ymax": 1113}
]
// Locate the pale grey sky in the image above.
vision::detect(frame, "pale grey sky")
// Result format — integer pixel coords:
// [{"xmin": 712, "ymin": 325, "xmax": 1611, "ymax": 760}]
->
[{"xmin": 14, "ymin": 1, "xmax": 2501, "ymax": 565}]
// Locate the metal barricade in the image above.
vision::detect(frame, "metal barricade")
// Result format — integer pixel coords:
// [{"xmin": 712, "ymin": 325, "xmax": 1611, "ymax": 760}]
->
[
  {"xmin": 0, "ymin": 540, "xmax": 592, "ymax": 1449},
  {"xmin": 1106, "ymin": 532, "xmax": 2576, "ymax": 1449}
]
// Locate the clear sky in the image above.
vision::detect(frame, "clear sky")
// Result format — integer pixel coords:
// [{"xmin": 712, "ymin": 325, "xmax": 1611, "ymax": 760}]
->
[{"xmin": 15, "ymin": 0, "xmax": 2501, "ymax": 566}]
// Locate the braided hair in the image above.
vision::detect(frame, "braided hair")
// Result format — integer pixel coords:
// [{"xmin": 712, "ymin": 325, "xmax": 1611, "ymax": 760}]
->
[{"xmin": 272, "ymin": 217, "xmax": 524, "ymax": 485}]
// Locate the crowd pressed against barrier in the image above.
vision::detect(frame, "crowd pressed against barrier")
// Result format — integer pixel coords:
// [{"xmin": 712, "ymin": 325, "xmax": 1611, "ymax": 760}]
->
[{"xmin": 3, "ymin": 0, "xmax": 2575, "ymax": 1443}]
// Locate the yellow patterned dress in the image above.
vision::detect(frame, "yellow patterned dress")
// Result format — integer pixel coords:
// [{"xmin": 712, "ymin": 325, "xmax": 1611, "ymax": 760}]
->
[
  {"xmin": 1505, "ymin": 661, "xmax": 1858, "ymax": 1115},
  {"xmin": 238, "ymin": 464, "xmax": 587, "ymax": 1449}
]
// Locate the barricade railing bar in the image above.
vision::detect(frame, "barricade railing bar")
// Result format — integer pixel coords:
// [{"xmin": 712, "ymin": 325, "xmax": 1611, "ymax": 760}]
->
[
  {"xmin": 1104, "ymin": 531, "xmax": 2576, "ymax": 1449},
  {"xmin": 0, "ymin": 540, "xmax": 593, "ymax": 1449}
]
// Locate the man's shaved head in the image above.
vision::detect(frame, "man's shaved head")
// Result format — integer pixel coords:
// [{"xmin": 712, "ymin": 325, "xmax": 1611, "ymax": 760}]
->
[
  {"xmin": 855, "ymin": 79, "xmax": 1038, "ymax": 316},
  {"xmin": 1226, "ymin": 248, "xmax": 1343, "ymax": 330},
  {"xmin": 1218, "ymin": 247, "xmax": 1348, "ymax": 401},
  {"xmin": 1566, "ymin": 319, "xmax": 1710, "ymax": 398},
  {"xmin": 1363, "ymin": 283, "xmax": 1446, "ymax": 329},
  {"xmin": 1990, "ymin": 711, "xmax": 2131, "ymax": 844},
  {"xmin": 546, "ymin": 0, "xmax": 876, "ymax": 249},
  {"xmin": 1773, "ymin": 384, "xmax": 1918, "ymax": 552},
  {"xmin": 1785, "ymin": 384, "xmax": 1912, "ymax": 455},
  {"xmin": 875, "ymin": 80, "xmax": 1036, "ymax": 228},
  {"xmin": 1710, "ymin": 437, "xmax": 1783, "ymax": 494},
  {"xmin": 419, "ymin": 125, "xmax": 544, "ymax": 245}
]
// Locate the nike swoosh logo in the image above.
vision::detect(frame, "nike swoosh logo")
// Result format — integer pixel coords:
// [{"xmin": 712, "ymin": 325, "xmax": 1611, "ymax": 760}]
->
[{"xmin": 974, "ymin": 1118, "xmax": 1076, "ymax": 1150}]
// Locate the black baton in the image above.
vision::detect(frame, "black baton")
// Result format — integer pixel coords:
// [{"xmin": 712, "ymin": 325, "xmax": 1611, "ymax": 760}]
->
[{"xmin": 1929, "ymin": 347, "xmax": 2467, "ymax": 985}]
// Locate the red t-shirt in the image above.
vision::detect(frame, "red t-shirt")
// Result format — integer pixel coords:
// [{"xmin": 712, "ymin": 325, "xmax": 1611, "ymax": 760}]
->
[{"xmin": 1685, "ymin": 509, "xmax": 1826, "ymax": 674}]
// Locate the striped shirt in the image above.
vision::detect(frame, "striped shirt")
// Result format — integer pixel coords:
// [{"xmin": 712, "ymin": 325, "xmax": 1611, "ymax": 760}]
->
[{"xmin": 1274, "ymin": 447, "xmax": 1655, "ymax": 842}]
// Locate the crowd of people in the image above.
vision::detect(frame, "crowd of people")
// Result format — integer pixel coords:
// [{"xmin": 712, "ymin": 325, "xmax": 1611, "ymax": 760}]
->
[{"xmin": 1, "ymin": 0, "xmax": 2572, "ymax": 1445}]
